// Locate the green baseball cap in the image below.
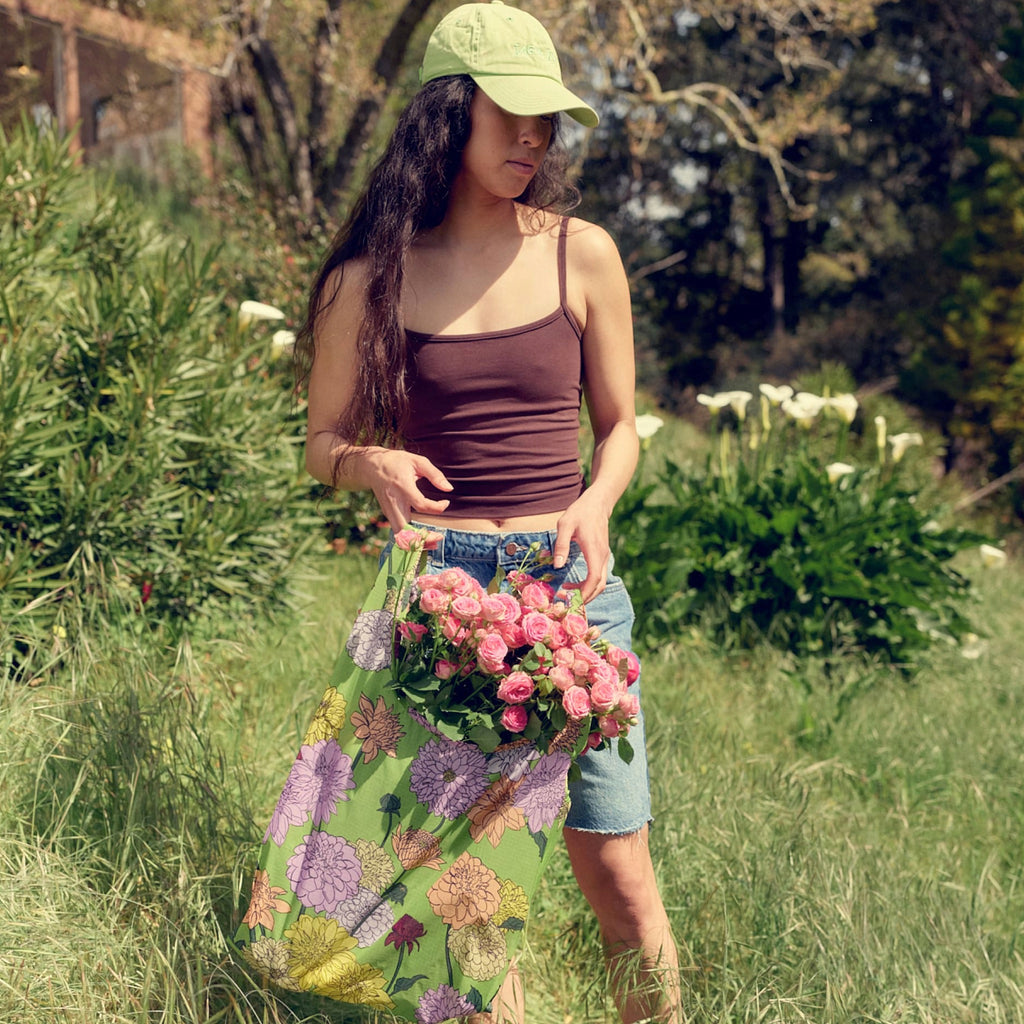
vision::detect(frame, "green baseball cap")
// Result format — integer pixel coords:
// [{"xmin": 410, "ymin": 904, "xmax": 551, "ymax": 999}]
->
[{"xmin": 419, "ymin": 1, "xmax": 599, "ymax": 127}]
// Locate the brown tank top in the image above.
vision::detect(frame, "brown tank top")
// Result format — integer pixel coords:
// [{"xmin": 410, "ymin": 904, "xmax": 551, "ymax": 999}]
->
[{"xmin": 404, "ymin": 218, "xmax": 585, "ymax": 517}]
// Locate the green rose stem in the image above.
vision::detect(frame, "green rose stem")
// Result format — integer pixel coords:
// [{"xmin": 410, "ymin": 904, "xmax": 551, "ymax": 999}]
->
[{"xmin": 386, "ymin": 945, "xmax": 407, "ymax": 992}]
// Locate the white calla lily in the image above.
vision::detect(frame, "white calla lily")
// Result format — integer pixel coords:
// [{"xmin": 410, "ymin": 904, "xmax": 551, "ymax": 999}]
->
[
  {"xmin": 874, "ymin": 415, "xmax": 887, "ymax": 452},
  {"xmin": 239, "ymin": 300, "xmax": 286, "ymax": 328},
  {"xmin": 979, "ymin": 544, "xmax": 1007, "ymax": 569},
  {"xmin": 826, "ymin": 393, "xmax": 859, "ymax": 425},
  {"xmin": 697, "ymin": 392, "xmax": 733, "ymax": 411},
  {"xmin": 826, "ymin": 462, "xmax": 856, "ymax": 484},
  {"xmin": 723, "ymin": 390, "xmax": 753, "ymax": 420},
  {"xmin": 888, "ymin": 431, "xmax": 923, "ymax": 462},
  {"xmin": 271, "ymin": 330, "xmax": 296, "ymax": 360},
  {"xmin": 759, "ymin": 383, "xmax": 794, "ymax": 405},
  {"xmin": 781, "ymin": 395, "xmax": 825, "ymax": 427},
  {"xmin": 635, "ymin": 413, "xmax": 665, "ymax": 439}
]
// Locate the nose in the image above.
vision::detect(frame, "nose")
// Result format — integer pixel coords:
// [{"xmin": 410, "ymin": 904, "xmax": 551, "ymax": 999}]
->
[{"xmin": 517, "ymin": 115, "xmax": 549, "ymax": 147}]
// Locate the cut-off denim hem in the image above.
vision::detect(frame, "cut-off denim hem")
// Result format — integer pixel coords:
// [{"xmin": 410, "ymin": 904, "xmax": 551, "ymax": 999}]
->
[{"xmin": 384, "ymin": 523, "xmax": 654, "ymax": 835}]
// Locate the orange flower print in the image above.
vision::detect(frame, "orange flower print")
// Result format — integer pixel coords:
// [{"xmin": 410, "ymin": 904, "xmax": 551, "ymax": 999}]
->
[
  {"xmin": 242, "ymin": 869, "xmax": 292, "ymax": 929},
  {"xmin": 467, "ymin": 776, "xmax": 526, "ymax": 848},
  {"xmin": 350, "ymin": 694, "xmax": 404, "ymax": 763},
  {"xmin": 392, "ymin": 824, "xmax": 444, "ymax": 870},
  {"xmin": 427, "ymin": 852, "xmax": 501, "ymax": 930}
]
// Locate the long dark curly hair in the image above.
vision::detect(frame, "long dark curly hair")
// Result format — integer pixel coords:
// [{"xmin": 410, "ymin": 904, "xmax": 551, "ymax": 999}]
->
[{"xmin": 295, "ymin": 75, "xmax": 581, "ymax": 472}]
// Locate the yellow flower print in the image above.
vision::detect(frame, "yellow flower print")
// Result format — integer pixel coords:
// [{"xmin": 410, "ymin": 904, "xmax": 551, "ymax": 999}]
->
[
  {"xmin": 318, "ymin": 958, "xmax": 396, "ymax": 1009},
  {"xmin": 241, "ymin": 937, "xmax": 302, "ymax": 991},
  {"xmin": 495, "ymin": 879, "xmax": 528, "ymax": 926},
  {"xmin": 284, "ymin": 915, "xmax": 358, "ymax": 990},
  {"xmin": 447, "ymin": 921, "xmax": 507, "ymax": 980},
  {"xmin": 353, "ymin": 838, "xmax": 395, "ymax": 894},
  {"xmin": 303, "ymin": 686, "xmax": 348, "ymax": 744}
]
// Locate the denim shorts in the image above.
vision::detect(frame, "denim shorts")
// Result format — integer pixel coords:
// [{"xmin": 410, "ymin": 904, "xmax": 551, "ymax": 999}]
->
[{"xmin": 385, "ymin": 525, "xmax": 652, "ymax": 835}]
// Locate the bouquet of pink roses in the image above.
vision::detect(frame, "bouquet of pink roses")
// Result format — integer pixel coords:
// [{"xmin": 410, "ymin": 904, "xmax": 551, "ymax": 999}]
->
[{"xmin": 385, "ymin": 528, "xmax": 640, "ymax": 767}]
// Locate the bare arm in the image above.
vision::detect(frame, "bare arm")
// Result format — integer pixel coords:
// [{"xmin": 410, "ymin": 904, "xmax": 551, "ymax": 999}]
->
[
  {"xmin": 553, "ymin": 221, "xmax": 639, "ymax": 603},
  {"xmin": 305, "ymin": 262, "xmax": 453, "ymax": 529}
]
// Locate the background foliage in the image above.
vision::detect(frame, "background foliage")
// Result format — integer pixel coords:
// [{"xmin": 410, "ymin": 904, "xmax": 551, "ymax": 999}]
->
[{"xmin": 0, "ymin": 122, "xmax": 320, "ymax": 673}]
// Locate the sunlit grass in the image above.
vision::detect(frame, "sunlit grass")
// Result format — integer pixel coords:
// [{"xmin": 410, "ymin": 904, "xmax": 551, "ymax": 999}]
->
[{"xmin": 2, "ymin": 542, "xmax": 1022, "ymax": 1024}]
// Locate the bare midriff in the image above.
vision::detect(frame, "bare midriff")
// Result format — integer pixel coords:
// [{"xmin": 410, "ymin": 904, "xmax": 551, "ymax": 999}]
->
[{"xmin": 412, "ymin": 510, "xmax": 564, "ymax": 533}]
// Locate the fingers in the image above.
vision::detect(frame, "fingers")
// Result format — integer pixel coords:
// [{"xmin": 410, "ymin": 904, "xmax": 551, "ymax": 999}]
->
[{"xmin": 413, "ymin": 454, "xmax": 453, "ymax": 494}]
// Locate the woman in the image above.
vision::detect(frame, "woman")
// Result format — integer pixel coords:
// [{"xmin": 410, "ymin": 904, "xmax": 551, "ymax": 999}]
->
[{"xmin": 298, "ymin": 3, "xmax": 680, "ymax": 1021}]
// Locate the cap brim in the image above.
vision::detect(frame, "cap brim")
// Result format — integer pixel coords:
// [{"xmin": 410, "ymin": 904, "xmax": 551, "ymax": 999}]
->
[{"xmin": 473, "ymin": 74, "xmax": 599, "ymax": 128}]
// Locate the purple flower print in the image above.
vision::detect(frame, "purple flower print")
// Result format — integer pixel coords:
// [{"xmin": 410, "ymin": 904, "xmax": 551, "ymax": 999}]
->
[
  {"xmin": 512, "ymin": 752, "xmax": 571, "ymax": 831},
  {"xmin": 346, "ymin": 609, "xmax": 394, "ymax": 671},
  {"xmin": 329, "ymin": 886, "xmax": 395, "ymax": 947},
  {"xmin": 409, "ymin": 739, "xmax": 490, "ymax": 820},
  {"xmin": 415, "ymin": 984, "xmax": 476, "ymax": 1024},
  {"xmin": 487, "ymin": 746, "xmax": 540, "ymax": 782},
  {"xmin": 264, "ymin": 739, "xmax": 355, "ymax": 844},
  {"xmin": 285, "ymin": 831, "xmax": 362, "ymax": 914}
]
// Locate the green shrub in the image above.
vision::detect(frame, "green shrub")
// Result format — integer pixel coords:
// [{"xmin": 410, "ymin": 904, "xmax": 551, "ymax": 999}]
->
[
  {"xmin": 0, "ymin": 120, "xmax": 319, "ymax": 671},
  {"xmin": 613, "ymin": 385, "xmax": 986, "ymax": 670}
]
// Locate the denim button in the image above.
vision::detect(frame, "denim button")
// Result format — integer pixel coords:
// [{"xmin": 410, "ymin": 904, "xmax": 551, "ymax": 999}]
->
[{"xmin": 504, "ymin": 541, "xmax": 518, "ymax": 556}]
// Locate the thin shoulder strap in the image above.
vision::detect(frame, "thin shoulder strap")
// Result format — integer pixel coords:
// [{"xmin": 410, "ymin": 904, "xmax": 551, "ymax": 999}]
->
[{"xmin": 557, "ymin": 216, "xmax": 569, "ymax": 309}]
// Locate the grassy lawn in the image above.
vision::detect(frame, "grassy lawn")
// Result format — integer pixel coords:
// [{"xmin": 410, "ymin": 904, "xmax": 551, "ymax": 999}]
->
[{"xmin": 1, "ymin": 546, "xmax": 1022, "ymax": 1024}]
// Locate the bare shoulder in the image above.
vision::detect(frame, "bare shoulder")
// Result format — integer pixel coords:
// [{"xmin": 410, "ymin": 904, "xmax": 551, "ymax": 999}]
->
[
  {"xmin": 316, "ymin": 256, "xmax": 371, "ymax": 343},
  {"xmin": 563, "ymin": 216, "xmax": 625, "ymax": 273}
]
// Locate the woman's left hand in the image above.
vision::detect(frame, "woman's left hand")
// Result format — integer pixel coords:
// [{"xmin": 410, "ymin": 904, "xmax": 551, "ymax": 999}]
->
[{"xmin": 552, "ymin": 491, "xmax": 612, "ymax": 604}]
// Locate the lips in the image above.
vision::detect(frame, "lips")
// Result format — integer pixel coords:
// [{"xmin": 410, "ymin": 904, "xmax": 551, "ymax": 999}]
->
[{"xmin": 507, "ymin": 159, "xmax": 536, "ymax": 175}]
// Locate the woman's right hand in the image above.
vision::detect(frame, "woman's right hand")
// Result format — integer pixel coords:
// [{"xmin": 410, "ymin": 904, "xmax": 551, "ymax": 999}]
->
[{"xmin": 364, "ymin": 448, "xmax": 453, "ymax": 530}]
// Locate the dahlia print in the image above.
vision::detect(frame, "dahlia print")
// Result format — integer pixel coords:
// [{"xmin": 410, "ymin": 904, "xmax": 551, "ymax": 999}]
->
[
  {"xmin": 409, "ymin": 738, "xmax": 490, "ymax": 819},
  {"xmin": 415, "ymin": 983, "xmax": 476, "ymax": 1024},
  {"xmin": 265, "ymin": 739, "xmax": 355, "ymax": 844},
  {"xmin": 512, "ymin": 752, "xmax": 572, "ymax": 831},
  {"xmin": 447, "ymin": 920, "xmax": 507, "ymax": 980},
  {"xmin": 346, "ymin": 609, "xmax": 394, "ymax": 671},
  {"xmin": 329, "ymin": 886, "xmax": 395, "ymax": 947},
  {"xmin": 286, "ymin": 832, "xmax": 363, "ymax": 914},
  {"xmin": 427, "ymin": 851, "xmax": 502, "ymax": 929},
  {"xmin": 242, "ymin": 869, "xmax": 291, "ymax": 930}
]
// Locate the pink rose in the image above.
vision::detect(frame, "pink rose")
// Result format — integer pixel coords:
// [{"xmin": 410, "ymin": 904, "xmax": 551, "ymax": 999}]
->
[
  {"xmin": 418, "ymin": 587, "xmax": 448, "ymax": 614},
  {"xmin": 501, "ymin": 705, "xmax": 529, "ymax": 733},
  {"xmin": 587, "ymin": 731, "xmax": 603, "ymax": 751},
  {"xmin": 562, "ymin": 685, "xmax": 592, "ymax": 720},
  {"xmin": 398, "ymin": 621, "xmax": 428, "ymax": 643},
  {"xmin": 451, "ymin": 595, "xmax": 482, "ymax": 621},
  {"xmin": 590, "ymin": 678, "xmax": 620, "ymax": 714},
  {"xmin": 521, "ymin": 612, "xmax": 552, "ymax": 645},
  {"xmin": 548, "ymin": 623, "xmax": 569, "ymax": 650},
  {"xmin": 479, "ymin": 594, "xmax": 508, "ymax": 622},
  {"xmin": 520, "ymin": 581, "xmax": 553, "ymax": 611},
  {"xmin": 499, "ymin": 623, "xmax": 527, "ymax": 649},
  {"xmin": 437, "ymin": 568, "xmax": 476, "ymax": 597},
  {"xmin": 588, "ymin": 660, "xmax": 618, "ymax": 689},
  {"xmin": 548, "ymin": 666, "xmax": 575, "ymax": 692},
  {"xmin": 625, "ymin": 651, "xmax": 641, "ymax": 685},
  {"xmin": 476, "ymin": 631, "xmax": 508, "ymax": 666},
  {"xmin": 598, "ymin": 715, "xmax": 621, "ymax": 738},
  {"xmin": 496, "ymin": 671, "xmax": 535, "ymax": 704},
  {"xmin": 393, "ymin": 528, "xmax": 421, "ymax": 551},
  {"xmin": 617, "ymin": 692, "xmax": 640, "ymax": 718},
  {"xmin": 563, "ymin": 612, "xmax": 589, "ymax": 641},
  {"xmin": 552, "ymin": 648, "xmax": 575, "ymax": 669},
  {"xmin": 434, "ymin": 659, "xmax": 458, "ymax": 680},
  {"xmin": 572, "ymin": 641, "xmax": 601, "ymax": 666}
]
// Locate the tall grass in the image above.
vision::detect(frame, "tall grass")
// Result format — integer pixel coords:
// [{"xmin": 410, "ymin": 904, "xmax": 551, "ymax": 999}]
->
[{"xmin": 2, "ymin": 542, "xmax": 1022, "ymax": 1024}]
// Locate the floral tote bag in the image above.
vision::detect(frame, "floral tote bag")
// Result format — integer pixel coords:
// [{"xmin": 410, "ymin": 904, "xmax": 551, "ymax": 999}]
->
[{"xmin": 233, "ymin": 539, "xmax": 578, "ymax": 1022}]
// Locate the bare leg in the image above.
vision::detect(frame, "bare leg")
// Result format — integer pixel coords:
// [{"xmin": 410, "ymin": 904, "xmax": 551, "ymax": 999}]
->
[{"xmin": 563, "ymin": 825, "xmax": 681, "ymax": 1024}]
